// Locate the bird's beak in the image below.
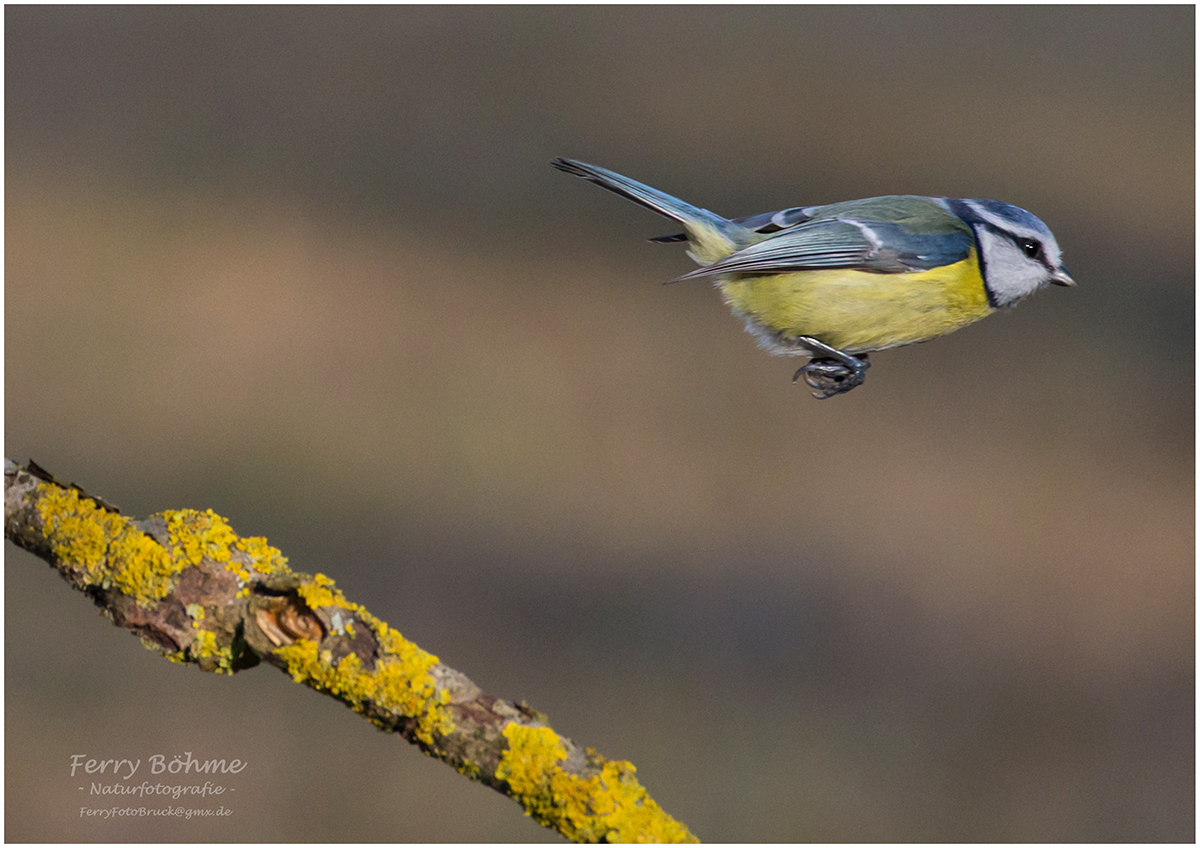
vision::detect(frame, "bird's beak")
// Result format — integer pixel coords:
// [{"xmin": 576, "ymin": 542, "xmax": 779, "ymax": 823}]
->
[{"xmin": 1049, "ymin": 268, "xmax": 1075, "ymax": 287}]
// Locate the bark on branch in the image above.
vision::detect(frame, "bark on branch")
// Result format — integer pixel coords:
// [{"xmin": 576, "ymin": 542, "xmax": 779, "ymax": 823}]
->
[{"xmin": 4, "ymin": 458, "xmax": 697, "ymax": 843}]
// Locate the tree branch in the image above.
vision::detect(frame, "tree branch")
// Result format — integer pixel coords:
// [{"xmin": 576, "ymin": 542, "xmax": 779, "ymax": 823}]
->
[{"xmin": 4, "ymin": 458, "xmax": 698, "ymax": 843}]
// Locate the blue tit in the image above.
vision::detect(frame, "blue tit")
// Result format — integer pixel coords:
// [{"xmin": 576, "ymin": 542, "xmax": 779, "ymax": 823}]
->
[{"xmin": 552, "ymin": 158, "xmax": 1074, "ymax": 399}]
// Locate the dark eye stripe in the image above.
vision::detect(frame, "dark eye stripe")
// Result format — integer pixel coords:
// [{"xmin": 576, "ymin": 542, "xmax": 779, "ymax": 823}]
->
[
  {"xmin": 974, "ymin": 223, "xmax": 1058, "ymax": 307},
  {"xmin": 1001, "ymin": 231, "xmax": 1055, "ymax": 271}
]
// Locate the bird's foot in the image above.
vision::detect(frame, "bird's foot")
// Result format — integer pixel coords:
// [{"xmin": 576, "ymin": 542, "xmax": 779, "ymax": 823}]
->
[{"xmin": 791, "ymin": 338, "xmax": 870, "ymax": 399}]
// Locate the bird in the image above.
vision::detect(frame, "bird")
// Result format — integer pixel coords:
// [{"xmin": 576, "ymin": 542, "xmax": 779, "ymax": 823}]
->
[{"xmin": 551, "ymin": 158, "xmax": 1074, "ymax": 399}]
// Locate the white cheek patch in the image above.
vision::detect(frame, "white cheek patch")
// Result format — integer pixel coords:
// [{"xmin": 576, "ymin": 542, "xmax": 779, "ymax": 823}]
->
[{"xmin": 975, "ymin": 226, "xmax": 1049, "ymax": 307}]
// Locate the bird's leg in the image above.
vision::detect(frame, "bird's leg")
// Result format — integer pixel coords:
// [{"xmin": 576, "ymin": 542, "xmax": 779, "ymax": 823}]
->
[{"xmin": 792, "ymin": 337, "xmax": 871, "ymax": 399}]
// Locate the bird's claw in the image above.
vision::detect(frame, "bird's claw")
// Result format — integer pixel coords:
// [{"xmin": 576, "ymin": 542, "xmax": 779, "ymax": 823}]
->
[{"xmin": 792, "ymin": 354, "xmax": 870, "ymax": 399}]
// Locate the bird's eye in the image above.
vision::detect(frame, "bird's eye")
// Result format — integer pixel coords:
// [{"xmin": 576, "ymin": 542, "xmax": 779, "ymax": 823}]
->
[{"xmin": 1018, "ymin": 238, "xmax": 1042, "ymax": 259}]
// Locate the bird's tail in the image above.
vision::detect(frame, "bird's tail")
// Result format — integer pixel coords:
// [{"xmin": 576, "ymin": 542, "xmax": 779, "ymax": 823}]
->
[{"xmin": 552, "ymin": 158, "xmax": 742, "ymax": 263}]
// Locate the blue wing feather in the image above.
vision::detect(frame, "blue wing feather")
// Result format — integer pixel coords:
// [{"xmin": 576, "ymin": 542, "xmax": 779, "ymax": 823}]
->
[{"xmin": 672, "ymin": 219, "xmax": 974, "ymax": 281}]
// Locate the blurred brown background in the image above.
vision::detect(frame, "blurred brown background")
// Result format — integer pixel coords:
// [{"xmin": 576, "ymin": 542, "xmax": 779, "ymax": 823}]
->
[{"xmin": 5, "ymin": 6, "xmax": 1193, "ymax": 842}]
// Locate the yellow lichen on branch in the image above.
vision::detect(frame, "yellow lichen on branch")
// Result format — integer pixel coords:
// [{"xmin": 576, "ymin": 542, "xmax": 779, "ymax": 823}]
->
[
  {"xmin": 498, "ymin": 725, "xmax": 698, "ymax": 843},
  {"xmin": 36, "ymin": 484, "xmax": 180, "ymax": 605},
  {"xmin": 275, "ymin": 633, "xmax": 455, "ymax": 746},
  {"xmin": 6, "ymin": 459, "xmax": 699, "ymax": 843}
]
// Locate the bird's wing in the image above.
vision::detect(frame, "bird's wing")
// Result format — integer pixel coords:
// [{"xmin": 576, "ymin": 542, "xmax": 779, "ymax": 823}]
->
[
  {"xmin": 671, "ymin": 217, "xmax": 974, "ymax": 281},
  {"xmin": 651, "ymin": 206, "xmax": 814, "ymax": 244},
  {"xmin": 730, "ymin": 206, "xmax": 817, "ymax": 234}
]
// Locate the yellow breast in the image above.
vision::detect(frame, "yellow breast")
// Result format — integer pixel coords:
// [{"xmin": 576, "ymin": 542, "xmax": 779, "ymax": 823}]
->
[{"xmin": 715, "ymin": 250, "xmax": 993, "ymax": 355}]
